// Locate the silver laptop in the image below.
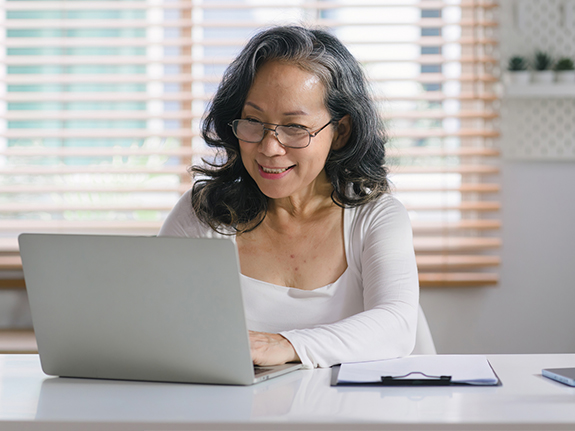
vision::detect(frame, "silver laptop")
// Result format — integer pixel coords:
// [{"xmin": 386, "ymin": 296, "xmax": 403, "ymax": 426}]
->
[{"xmin": 19, "ymin": 234, "xmax": 302, "ymax": 385}]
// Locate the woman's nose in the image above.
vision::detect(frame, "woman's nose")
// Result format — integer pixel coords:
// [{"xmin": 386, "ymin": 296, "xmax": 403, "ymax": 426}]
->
[{"xmin": 258, "ymin": 129, "xmax": 286, "ymax": 156}]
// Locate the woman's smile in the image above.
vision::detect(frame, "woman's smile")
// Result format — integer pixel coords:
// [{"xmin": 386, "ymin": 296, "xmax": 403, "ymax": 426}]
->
[{"xmin": 258, "ymin": 163, "xmax": 295, "ymax": 178}]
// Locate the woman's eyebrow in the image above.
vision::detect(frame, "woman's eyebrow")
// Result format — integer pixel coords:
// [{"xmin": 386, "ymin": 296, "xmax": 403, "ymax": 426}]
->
[
  {"xmin": 244, "ymin": 101, "xmax": 262, "ymax": 111},
  {"xmin": 283, "ymin": 110, "xmax": 309, "ymax": 116},
  {"xmin": 244, "ymin": 101, "xmax": 309, "ymax": 117}
]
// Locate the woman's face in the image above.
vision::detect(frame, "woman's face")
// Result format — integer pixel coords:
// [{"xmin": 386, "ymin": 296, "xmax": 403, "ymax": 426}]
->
[{"xmin": 238, "ymin": 61, "xmax": 345, "ymax": 202}]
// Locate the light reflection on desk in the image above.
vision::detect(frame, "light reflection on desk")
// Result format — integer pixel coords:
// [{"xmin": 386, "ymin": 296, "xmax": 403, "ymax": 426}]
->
[{"xmin": 34, "ymin": 368, "xmax": 499, "ymax": 424}]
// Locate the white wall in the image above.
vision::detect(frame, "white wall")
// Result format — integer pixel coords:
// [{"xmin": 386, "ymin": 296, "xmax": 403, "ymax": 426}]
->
[{"xmin": 421, "ymin": 161, "xmax": 575, "ymax": 354}]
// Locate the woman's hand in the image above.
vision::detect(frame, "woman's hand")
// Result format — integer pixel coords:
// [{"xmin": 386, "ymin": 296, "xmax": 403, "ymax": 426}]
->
[{"xmin": 249, "ymin": 331, "xmax": 300, "ymax": 366}]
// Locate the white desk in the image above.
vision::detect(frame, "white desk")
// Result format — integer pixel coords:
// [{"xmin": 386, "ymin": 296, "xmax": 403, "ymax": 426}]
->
[{"xmin": 1, "ymin": 354, "xmax": 575, "ymax": 431}]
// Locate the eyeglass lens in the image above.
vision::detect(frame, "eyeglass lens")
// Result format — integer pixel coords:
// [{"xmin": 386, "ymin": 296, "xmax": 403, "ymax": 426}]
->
[{"xmin": 233, "ymin": 120, "xmax": 310, "ymax": 148}]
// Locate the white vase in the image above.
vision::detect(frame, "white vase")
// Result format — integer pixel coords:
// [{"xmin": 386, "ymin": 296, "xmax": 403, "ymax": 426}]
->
[
  {"xmin": 506, "ymin": 71, "xmax": 531, "ymax": 84},
  {"xmin": 532, "ymin": 70, "xmax": 554, "ymax": 83},
  {"xmin": 555, "ymin": 71, "xmax": 575, "ymax": 83}
]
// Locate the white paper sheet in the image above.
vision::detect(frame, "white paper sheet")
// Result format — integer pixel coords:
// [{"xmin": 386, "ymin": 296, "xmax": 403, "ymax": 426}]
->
[{"xmin": 337, "ymin": 355, "xmax": 499, "ymax": 385}]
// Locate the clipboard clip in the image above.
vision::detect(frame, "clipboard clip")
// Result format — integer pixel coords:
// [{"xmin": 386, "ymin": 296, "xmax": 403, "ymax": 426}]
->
[{"xmin": 381, "ymin": 371, "xmax": 452, "ymax": 386}]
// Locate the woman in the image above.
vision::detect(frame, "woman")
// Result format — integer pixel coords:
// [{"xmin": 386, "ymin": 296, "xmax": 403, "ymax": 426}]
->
[{"xmin": 159, "ymin": 25, "xmax": 419, "ymax": 369}]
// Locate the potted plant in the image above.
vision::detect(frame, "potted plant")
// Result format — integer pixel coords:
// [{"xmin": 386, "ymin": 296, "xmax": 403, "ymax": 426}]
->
[
  {"xmin": 554, "ymin": 57, "xmax": 575, "ymax": 83},
  {"xmin": 532, "ymin": 51, "xmax": 554, "ymax": 83},
  {"xmin": 506, "ymin": 56, "xmax": 530, "ymax": 84}
]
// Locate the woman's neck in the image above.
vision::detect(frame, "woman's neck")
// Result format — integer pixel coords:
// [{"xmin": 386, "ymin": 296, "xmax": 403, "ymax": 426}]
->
[{"xmin": 267, "ymin": 171, "xmax": 335, "ymax": 220}]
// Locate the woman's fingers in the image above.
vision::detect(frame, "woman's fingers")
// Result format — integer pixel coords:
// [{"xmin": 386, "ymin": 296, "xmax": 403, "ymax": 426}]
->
[{"xmin": 249, "ymin": 331, "xmax": 299, "ymax": 366}]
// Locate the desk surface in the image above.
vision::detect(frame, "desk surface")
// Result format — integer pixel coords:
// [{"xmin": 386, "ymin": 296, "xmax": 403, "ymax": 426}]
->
[{"xmin": 1, "ymin": 353, "xmax": 575, "ymax": 431}]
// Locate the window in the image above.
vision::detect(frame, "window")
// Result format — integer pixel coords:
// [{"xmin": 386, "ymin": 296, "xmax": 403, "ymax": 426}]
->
[{"xmin": 0, "ymin": 0, "xmax": 499, "ymax": 288}]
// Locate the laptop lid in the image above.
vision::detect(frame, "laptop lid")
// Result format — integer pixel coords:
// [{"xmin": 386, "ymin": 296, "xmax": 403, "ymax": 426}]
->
[{"xmin": 19, "ymin": 234, "xmax": 294, "ymax": 385}]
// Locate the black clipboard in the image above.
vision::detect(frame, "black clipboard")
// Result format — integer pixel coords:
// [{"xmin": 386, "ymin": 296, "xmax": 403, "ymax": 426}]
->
[{"xmin": 330, "ymin": 363, "xmax": 502, "ymax": 387}]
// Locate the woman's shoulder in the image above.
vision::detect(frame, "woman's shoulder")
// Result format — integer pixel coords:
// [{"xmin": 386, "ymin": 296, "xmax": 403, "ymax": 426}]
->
[
  {"xmin": 158, "ymin": 188, "xmax": 232, "ymax": 239},
  {"xmin": 345, "ymin": 193, "xmax": 413, "ymax": 247},
  {"xmin": 345, "ymin": 194, "xmax": 414, "ymax": 264},
  {"xmin": 350, "ymin": 193, "xmax": 409, "ymax": 224}
]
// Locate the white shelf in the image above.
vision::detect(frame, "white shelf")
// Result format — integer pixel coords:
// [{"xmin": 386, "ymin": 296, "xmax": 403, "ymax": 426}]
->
[{"xmin": 504, "ymin": 84, "xmax": 575, "ymax": 98}]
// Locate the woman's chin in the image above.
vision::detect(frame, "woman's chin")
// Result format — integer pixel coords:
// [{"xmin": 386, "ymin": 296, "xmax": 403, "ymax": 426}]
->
[{"xmin": 259, "ymin": 187, "xmax": 292, "ymax": 200}]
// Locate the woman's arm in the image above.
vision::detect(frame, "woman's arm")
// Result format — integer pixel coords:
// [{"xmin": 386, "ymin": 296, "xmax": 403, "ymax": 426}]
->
[{"xmin": 278, "ymin": 197, "xmax": 419, "ymax": 368}]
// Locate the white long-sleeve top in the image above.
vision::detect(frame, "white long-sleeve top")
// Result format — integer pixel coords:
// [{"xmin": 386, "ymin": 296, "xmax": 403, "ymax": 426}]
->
[{"xmin": 159, "ymin": 189, "xmax": 419, "ymax": 368}]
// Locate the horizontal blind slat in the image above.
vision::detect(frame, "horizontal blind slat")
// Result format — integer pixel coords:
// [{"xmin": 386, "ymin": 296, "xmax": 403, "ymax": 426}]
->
[
  {"xmin": 0, "ymin": 222, "xmax": 502, "ymax": 234},
  {"xmin": 2, "ymin": 19, "xmax": 198, "ymax": 29},
  {"xmin": 405, "ymin": 203, "xmax": 500, "ymax": 212},
  {"xmin": 0, "ymin": 254, "xmax": 502, "ymax": 273},
  {"xmin": 394, "ymin": 184, "xmax": 500, "ymax": 193},
  {"xmin": 0, "ymin": 237, "xmax": 501, "ymax": 253},
  {"xmin": 1, "ymin": 255, "xmax": 504, "ymax": 271},
  {"xmin": 2, "ymin": 37, "xmax": 499, "ymax": 48},
  {"xmin": 0, "ymin": 221, "xmax": 165, "ymax": 232},
  {"xmin": 0, "ymin": 184, "xmax": 498, "ymax": 194},
  {"xmin": 2, "ymin": 111, "xmax": 198, "ymax": 120},
  {"xmin": 1, "ymin": 19, "xmax": 498, "ymax": 29},
  {"xmin": 0, "ymin": 130, "xmax": 196, "ymax": 139},
  {"xmin": 2, "ymin": 93, "xmax": 199, "ymax": 102},
  {"xmin": 0, "ymin": 280, "xmax": 26, "ymax": 290},
  {"xmin": 411, "ymin": 220, "xmax": 501, "ymax": 231},
  {"xmin": 387, "ymin": 148, "xmax": 500, "ymax": 157},
  {"xmin": 419, "ymin": 273, "xmax": 499, "ymax": 287},
  {"xmin": 413, "ymin": 237, "xmax": 501, "ymax": 251},
  {"xmin": 386, "ymin": 111, "xmax": 498, "ymax": 120},
  {"xmin": 0, "ymin": 130, "xmax": 500, "ymax": 140},
  {"xmin": 0, "ymin": 185, "xmax": 192, "ymax": 193},
  {"xmin": 1, "ymin": 203, "xmax": 501, "ymax": 213},
  {"xmin": 0, "ymin": 1, "xmax": 499, "ymax": 10},
  {"xmin": 1, "ymin": 166, "xmax": 498, "ymax": 176},
  {"xmin": 392, "ymin": 166, "xmax": 499, "ymax": 175},
  {"xmin": 1, "ymin": 147, "xmax": 500, "ymax": 158},
  {"xmin": 1, "ymin": 166, "xmax": 189, "ymax": 175},
  {"xmin": 0, "ymin": 275, "xmax": 501, "ymax": 290},
  {"xmin": 2, "ymin": 56, "xmax": 498, "ymax": 66},
  {"xmin": 1, "ymin": 167, "xmax": 498, "ymax": 176},
  {"xmin": 1, "ymin": 204, "xmax": 177, "ymax": 212},
  {"xmin": 0, "ymin": 203, "xmax": 506, "ymax": 215},
  {"xmin": 2, "ymin": 93, "xmax": 499, "ymax": 102},
  {"xmin": 416, "ymin": 255, "xmax": 500, "ymax": 269},
  {"xmin": 0, "ymin": 256, "xmax": 23, "ymax": 271},
  {"xmin": 391, "ymin": 130, "xmax": 499, "ymax": 139},
  {"xmin": 2, "ymin": 110, "xmax": 497, "ymax": 121},
  {"xmin": 1, "ymin": 148, "xmax": 195, "ymax": 157},
  {"xmin": 3, "ymin": 74, "xmax": 499, "ymax": 85}
]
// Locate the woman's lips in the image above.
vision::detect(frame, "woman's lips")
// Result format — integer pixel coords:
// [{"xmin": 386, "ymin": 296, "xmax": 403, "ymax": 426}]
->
[{"xmin": 258, "ymin": 164, "xmax": 295, "ymax": 179}]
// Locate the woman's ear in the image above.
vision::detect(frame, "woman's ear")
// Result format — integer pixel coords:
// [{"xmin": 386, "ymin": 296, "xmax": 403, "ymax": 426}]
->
[{"xmin": 331, "ymin": 115, "xmax": 352, "ymax": 151}]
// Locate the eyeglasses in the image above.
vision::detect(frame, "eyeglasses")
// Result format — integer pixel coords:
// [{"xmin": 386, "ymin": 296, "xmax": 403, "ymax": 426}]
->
[{"xmin": 228, "ymin": 119, "xmax": 334, "ymax": 149}]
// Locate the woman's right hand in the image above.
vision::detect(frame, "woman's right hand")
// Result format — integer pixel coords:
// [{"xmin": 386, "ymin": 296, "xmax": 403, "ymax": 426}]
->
[{"xmin": 249, "ymin": 331, "xmax": 300, "ymax": 366}]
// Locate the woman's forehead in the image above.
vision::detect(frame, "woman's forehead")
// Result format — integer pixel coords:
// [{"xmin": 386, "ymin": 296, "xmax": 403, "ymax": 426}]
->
[
  {"xmin": 252, "ymin": 61, "xmax": 321, "ymax": 89},
  {"xmin": 244, "ymin": 61, "xmax": 327, "ymax": 114}
]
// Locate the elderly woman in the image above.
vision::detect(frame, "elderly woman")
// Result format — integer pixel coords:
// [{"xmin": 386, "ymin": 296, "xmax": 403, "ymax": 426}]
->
[{"xmin": 159, "ymin": 25, "xmax": 419, "ymax": 369}]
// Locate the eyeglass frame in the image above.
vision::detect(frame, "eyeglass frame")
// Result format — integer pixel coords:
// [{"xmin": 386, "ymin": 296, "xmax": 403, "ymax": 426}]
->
[{"xmin": 228, "ymin": 119, "xmax": 335, "ymax": 149}]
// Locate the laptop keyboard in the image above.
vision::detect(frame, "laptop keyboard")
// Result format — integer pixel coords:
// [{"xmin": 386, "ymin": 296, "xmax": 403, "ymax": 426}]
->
[{"xmin": 254, "ymin": 366, "xmax": 274, "ymax": 375}]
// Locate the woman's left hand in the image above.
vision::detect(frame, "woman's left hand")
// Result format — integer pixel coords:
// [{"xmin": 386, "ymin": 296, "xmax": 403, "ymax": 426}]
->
[{"xmin": 249, "ymin": 331, "xmax": 300, "ymax": 366}]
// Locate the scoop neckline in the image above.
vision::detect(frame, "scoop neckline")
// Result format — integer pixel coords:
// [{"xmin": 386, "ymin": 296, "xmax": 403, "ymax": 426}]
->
[
  {"xmin": 240, "ymin": 268, "xmax": 349, "ymax": 292},
  {"xmin": 237, "ymin": 205, "xmax": 353, "ymax": 291}
]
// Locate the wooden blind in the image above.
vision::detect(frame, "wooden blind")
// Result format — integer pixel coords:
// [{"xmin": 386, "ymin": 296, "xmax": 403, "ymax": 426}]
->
[{"xmin": 0, "ymin": 0, "xmax": 499, "ymax": 288}]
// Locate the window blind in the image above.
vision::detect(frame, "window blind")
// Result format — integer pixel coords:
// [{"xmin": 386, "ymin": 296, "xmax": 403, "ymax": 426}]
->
[{"xmin": 0, "ymin": 0, "xmax": 500, "ymax": 288}]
